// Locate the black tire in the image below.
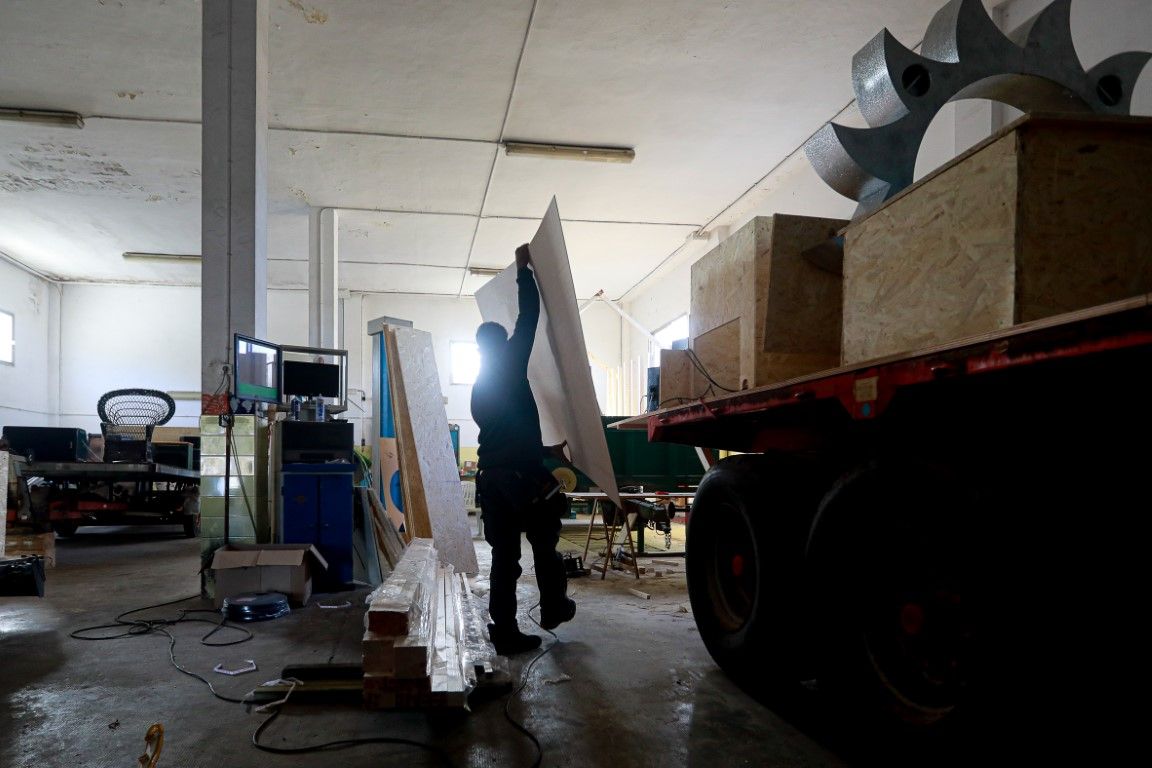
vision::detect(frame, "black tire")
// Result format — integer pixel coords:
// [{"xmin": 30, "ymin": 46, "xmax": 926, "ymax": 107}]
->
[
  {"xmin": 687, "ymin": 453, "xmax": 833, "ymax": 688},
  {"xmin": 52, "ymin": 521, "xmax": 79, "ymax": 537},
  {"xmin": 806, "ymin": 462, "xmax": 978, "ymax": 729}
]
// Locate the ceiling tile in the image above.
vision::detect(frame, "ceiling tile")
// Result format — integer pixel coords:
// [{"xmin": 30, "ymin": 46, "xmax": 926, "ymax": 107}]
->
[
  {"xmin": 267, "ymin": 130, "xmax": 496, "ymax": 214},
  {"xmin": 268, "ymin": 0, "xmax": 531, "ymax": 139},
  {"xmin": 338, "ymin": 210, "xmax": 477, "ymax": 268},
  {"xmin": 470, "ymin": 216, "xmax": 697, "ymax": 299},
  {"xmin": 339, "ymin": 262, "xmax": 463, "ymax": 294}
]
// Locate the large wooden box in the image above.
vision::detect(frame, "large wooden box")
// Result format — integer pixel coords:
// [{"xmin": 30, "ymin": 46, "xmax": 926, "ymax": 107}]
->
[
  {"xmin": 842, "ymin": 115, "xmax": 1152, "ymax": 364},
  {"xmin": 687, "ymin": 213, "xmax": 847, "ymax": 395}
]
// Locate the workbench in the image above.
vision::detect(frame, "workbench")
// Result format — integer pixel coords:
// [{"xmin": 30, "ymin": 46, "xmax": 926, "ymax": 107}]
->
[
  {"xmin": 567, "ymin": 491, "xmax": 694, "ymax": 579},
  {"xmin": 18, "ymin": 461, "xmax": 198, "ymax": 482}
]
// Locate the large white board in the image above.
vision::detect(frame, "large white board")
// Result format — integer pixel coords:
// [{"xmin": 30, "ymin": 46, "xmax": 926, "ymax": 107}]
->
[{"xmin": 475, "ymin": 198, "xmax": 621, "ymax": 507}]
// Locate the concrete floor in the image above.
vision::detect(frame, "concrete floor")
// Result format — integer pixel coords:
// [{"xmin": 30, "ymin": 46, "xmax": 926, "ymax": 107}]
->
[{"xmin": 1, "ymin": 525, "xmax": 970, "ymax": 768}]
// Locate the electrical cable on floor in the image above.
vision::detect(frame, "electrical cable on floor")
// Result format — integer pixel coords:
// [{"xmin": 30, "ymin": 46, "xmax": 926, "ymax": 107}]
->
[
  {"xmin": 501, "ymin": 600, "xmax": 560, "ymax": 768},
  {"xmin": 250, "ymin": 707, "xmax": 456, "ymax": 766},
  {"xmin": 72, "ymin": 595, "xmax": 458, "ymax": 763},
  {"xmin": 70, "ymin": 594, "xmax": 254, "ymax": 704}
]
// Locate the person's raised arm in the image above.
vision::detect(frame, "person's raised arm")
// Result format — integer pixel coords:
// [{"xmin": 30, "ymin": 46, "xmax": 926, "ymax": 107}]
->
[{"xmin": 508, "ymin": 243, "xmax": 539, "ymax": 371}]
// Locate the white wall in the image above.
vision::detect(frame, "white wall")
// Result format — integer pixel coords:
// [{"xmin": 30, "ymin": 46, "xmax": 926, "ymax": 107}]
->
[
  {"xmin": 59, "ymin": 283, "xmax": 201, "ymax": 433},
  {"xmin": 0, "ymin": 258, "xmax": 58, "ymax": 429},
  {"xmin": 322, "ymin": 290, "xmax": 624, "ymax": 452}
]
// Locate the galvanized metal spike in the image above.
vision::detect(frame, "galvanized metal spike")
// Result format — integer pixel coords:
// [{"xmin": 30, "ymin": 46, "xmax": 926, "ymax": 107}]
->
[
  {"xmin": 921, "ymin": 0, "xmax": 1008, "ymax": 64},
  {"xmin": 1086, "ymin": 52, "xmax": 1152, "ymax": 114},
  {"xmin": 853, "ymin": 29, "xmax": 934, "ymax": 127},
  {"xmin": 803, "ymin": 0, "xmax": 1152, "ymax": 219}
]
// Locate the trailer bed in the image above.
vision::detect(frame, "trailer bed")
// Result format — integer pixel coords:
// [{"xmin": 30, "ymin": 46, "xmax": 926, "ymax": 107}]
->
[{"xmin": 616, "ymin": 293, "xmax": 1152, "ymax": 452}]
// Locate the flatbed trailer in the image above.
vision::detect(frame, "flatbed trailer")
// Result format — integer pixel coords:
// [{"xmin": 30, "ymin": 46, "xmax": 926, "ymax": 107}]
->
[
  {"xmin": 14, "ymin": 459, "xmax": 199, "ymax": 537},
  {"xmin": 617, "ymin": 293, "xmax": 1152, "ymax": 737}
]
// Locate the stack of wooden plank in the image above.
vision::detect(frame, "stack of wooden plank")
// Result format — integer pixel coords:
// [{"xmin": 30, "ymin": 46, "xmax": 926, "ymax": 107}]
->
[{"xmin": 362, "ymin": 538, "xmax": 491, "ymax": 709}]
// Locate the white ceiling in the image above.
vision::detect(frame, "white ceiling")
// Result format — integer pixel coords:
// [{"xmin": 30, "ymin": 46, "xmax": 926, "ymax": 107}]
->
[{"xmin": 0, "ymin": 0, "xmax": 1147, "ymax": 299}]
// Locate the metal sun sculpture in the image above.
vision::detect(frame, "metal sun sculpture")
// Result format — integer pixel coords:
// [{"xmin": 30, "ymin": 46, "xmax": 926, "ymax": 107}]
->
[{"xmin": 804, "ymin": 0, "xmax": 1151, "ymax": 218}]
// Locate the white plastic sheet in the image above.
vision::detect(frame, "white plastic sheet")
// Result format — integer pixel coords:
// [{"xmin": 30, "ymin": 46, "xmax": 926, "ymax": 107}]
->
[{"xmin": 475, "ymin": 198, "xmax": 621, "ymax": 507}]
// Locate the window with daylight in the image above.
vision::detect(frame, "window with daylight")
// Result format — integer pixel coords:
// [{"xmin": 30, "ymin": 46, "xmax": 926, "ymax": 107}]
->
[
  {"xmin": 450, "ymin": 341, "xmax": 481, "ymax": 385},
  {"xmin": 0, "ymin": 309, "xmax": 13, "ymax": 364},
  {"xmin": 653, "ymin": 314, "xmax": 689, "ymax": 348}
]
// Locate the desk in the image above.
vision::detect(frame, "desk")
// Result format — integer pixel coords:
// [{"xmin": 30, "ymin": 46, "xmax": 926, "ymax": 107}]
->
[{"xmin": 567, "ymin": 492, "xmax": 694, "ymax": 580}]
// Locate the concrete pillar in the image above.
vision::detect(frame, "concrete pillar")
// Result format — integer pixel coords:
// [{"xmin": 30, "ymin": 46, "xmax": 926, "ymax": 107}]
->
[
  {"xmin": 308, "ymin": 207, "xmax": 339, "ymax": 349},
  {"xmin": 201, "ymin": 0, "xmax": 269, "ymax": 414}
]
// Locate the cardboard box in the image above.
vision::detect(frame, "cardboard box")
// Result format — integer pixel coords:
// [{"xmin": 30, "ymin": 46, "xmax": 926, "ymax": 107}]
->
[
  {"xmin": 4, "ymin": 531, "xmax": 56, "ymax": 568},
  {"xmin": 842, "ymin": 114, "xmax": 1152, "ymax": 364},
  {"xmin": 209, "ymin": 544, "xmax": 327, "ymax": 607}
]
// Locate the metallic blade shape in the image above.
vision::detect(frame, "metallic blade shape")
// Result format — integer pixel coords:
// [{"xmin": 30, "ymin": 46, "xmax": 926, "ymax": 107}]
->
[
  {"xmin": 1086, "ymin": 52, "xmax": 1152, "ymax": 114},
  {"xmin": 804, "ymin": 0, "xmax": 1152, "ymax": 219},
  {"xmin": 853, "ymin": 29, "xmax": 936, "ymax": 127},
  {"xmin": 922, "ymin": 0, "xmax": 1009, "ymax": 64}
]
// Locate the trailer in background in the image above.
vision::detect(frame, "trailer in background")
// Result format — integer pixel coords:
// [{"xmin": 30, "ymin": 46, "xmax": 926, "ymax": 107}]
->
[{"xmin": 618, "ymin": 294, "xmax": 1151, "ymax": 735}]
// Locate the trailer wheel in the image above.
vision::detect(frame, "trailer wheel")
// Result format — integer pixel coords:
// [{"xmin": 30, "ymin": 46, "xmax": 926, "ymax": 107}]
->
[
  {"xmin": 806, "ymin": 463, "xmax": 977, "ymax": 728},
  {"xmin": 52, "ymin": 521, "xmax": 79, "ymax": 537},
  {"xmin": 687, "ymin": 454, "xmax": 832, "ymax": 688}
]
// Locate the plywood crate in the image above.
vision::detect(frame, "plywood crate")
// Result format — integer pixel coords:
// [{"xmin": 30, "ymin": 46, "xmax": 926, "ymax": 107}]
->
[
  {"xmin": 688, "ymin": 213, "xmax": 846, "ymax": 395},
  {"xmin": 842, "ymin": 114, "xmax": 1152, "ymax": 364}
]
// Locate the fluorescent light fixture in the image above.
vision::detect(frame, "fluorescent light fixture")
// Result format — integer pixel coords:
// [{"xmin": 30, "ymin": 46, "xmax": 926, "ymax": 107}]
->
[
  {"xmin": 467, "ymin": 266, "xmax": 503, "ymax": 277},
  {"xmin": 503, "ymin": 141, "xmax": 635, "ymax": 164},
  {"xmin": 0, "ymin": 107, "xmax": 84, "ymax": 129},
  {"xmin": 123, "ymin": 252, "xmax": 201, "ymax": 263}
]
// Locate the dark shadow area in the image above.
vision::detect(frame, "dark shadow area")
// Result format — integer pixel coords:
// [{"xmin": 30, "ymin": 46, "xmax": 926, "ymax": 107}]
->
[{"xmin": 0, "ymin": 629, "xmax": 65, "ymax": 768}]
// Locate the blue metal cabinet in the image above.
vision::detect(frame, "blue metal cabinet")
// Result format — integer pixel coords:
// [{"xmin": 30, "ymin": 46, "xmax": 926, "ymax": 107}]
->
[{"xmin": 280, "ymin": 463, "xmax": 354, "ymax": 588}]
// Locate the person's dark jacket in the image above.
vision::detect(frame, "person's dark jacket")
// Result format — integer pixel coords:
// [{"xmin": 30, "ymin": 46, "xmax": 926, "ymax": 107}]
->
[{"xmin": 472, "ymin": 266, "xmax": 544, "ymax": 470}]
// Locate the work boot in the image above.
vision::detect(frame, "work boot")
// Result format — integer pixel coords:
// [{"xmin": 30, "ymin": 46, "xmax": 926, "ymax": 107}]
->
[
  {"xmin": 488, "ymin": 623, "xmax": 542, "ymax": 656},
  {"xmin": 539, "ymin": 598, "xmax": 576, "ymax": 630}
]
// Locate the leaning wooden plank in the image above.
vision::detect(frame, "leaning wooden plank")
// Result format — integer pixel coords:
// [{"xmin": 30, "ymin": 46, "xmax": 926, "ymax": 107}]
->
[
  {"xmin": 355, "ymin": 488, "xmax": 387, "ymax": 582},
  {"xmin": 390, "ymin": 327, "xmax": 479, "ymax": 575},
  {"xmin": 370, "ymin": 487, "xmax": 406, "ymax": 570},
  {"xmin": 367, "ymin": 489, "xmax": 408, "ymax": 569},
  {"xmin": 385, "ymin": 327, "xmax": 427, "ymax": 541},
  {"xmin": 364, "ymin": 538, "xmax": 438, "ymax": 637}
]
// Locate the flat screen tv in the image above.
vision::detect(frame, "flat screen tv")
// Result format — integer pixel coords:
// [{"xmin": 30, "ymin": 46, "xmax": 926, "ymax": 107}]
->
[
  {"xmin": 233, "ymin": 334, "xmax": 281, "ymax": 404},
  {"xmin": 282, "ymin": 360, "xmax": 341, "ymax": 399}
]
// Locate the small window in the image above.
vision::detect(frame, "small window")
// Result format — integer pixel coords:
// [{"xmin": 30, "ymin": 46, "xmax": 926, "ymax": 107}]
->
[
  {"xmin": 654, "ymin": 314, "xmax": 689, "ymax": 348},
  {"xmin": 450, "ymin": 341, "xmax": 481, "ymax": 385},
  {"xmin": 0, "ymin": 309, "xmax": 13, "ymax": 365}
]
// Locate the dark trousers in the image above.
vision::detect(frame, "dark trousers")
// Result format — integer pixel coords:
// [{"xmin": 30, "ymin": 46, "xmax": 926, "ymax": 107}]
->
[{"xmin": 477, "ymin": 465, "xmax": 568, "ymax": 631}]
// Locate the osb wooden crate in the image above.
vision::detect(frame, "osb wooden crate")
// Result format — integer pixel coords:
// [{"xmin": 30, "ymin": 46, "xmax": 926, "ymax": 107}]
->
[
  {"xmin": 842, "ymin": 114, "xmax": 1152, "ymax": 365},
  {"xmin": 684, "ymin": 213, "xmax": 846, "ymax": 398}
]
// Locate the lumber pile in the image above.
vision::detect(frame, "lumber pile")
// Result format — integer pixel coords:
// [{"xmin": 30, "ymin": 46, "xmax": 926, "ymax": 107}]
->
[{"xmin": 362, "ymin": 538, "xmax": 497, "ymax": 709}]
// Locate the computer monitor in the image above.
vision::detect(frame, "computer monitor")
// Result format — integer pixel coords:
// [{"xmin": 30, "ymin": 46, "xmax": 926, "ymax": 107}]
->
[
  {"xmin": 233, "ymin": 334, "xmax": 281, "ymax": 404},
  {"xmin": 282, "ymin": 360, "xmax": 341, "ymax": 398}
]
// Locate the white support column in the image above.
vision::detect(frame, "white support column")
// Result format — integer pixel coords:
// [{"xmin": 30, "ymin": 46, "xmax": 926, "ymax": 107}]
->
[
  {"xmin": 308, "ymin": 207, "xmax": 339, "ymax": 349},
  {"xmin": 201, "ymin": 0, "xmax": 269, "ymax": 413}
]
